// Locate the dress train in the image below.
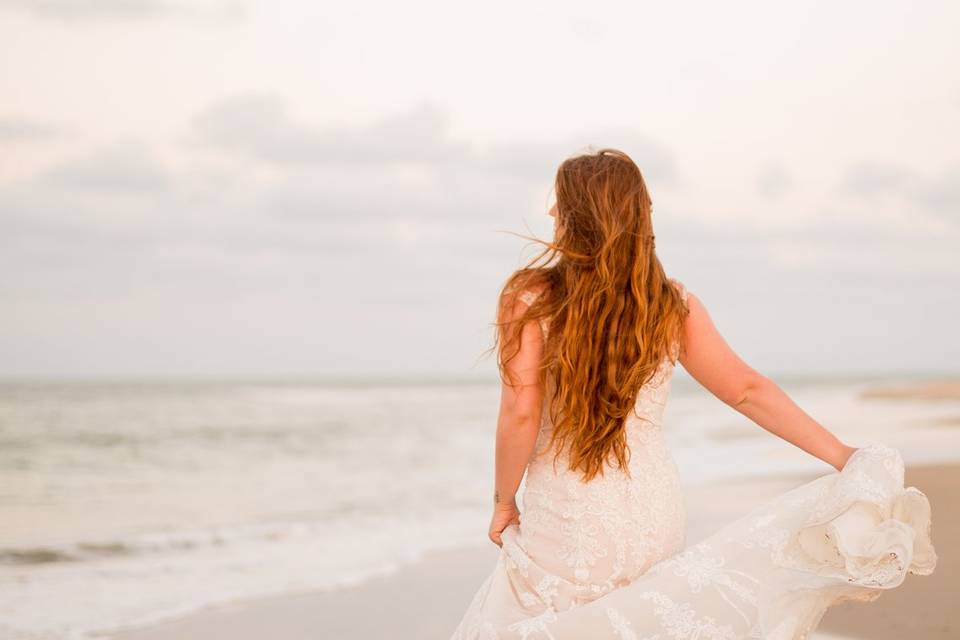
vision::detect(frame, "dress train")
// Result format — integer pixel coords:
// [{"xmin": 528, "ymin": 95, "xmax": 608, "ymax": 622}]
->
[{"xmin": 459, "ymin": 444, "xmax": 936, "ymax": 639}]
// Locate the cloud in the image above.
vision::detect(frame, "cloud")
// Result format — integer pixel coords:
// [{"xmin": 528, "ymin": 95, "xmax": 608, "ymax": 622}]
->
[
  {"xmin": 566, "ymin": 15, "xmax": 609, "ymax": 42},
  {"xmin": 188, "ymin": 94, "xmax": 678, "ymax": 185},
  {"xmin": 0, "ymin": 0, "xmax": 245, "ymax": 22},
  {"xmin": 841, "ymin": 162, "xmax": 912, "ymax": 198},
  {"xmin": 911, "ymin": 169, "xmax": 960, "ymax": 216},
  {"xmin": 841, "ymin": 162, "xmax": 959, "ymax": 221},
  {"xmin": 189, "ymin": 96, "xmax": 474, "ymax": 168},
  {"xmin": 0, "ymin": 128, "xmax": 533, "ymax": 302},
  {"xmin": 38, "ymin": 141, "xmax": 170, "ymax": 193},
  {"xmin": 0, "ymin": 117, "xmax": 61, "ymax": 141},
  {"xmin": 756, "ymin": 162, "xmax": 791, "ymax": 199},
  {"xmin": 6, "ymin": 102, "xmax": 950, "ymax": 311},
  {"xmin": 4, "ymin": 101, "xmax": 956, "ymax": 377}
]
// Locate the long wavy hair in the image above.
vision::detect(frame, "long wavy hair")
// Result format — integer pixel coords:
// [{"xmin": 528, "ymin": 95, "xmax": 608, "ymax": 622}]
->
[{"xmin": 490, "ymin": 148, "xmax": 689, "ymax": 482}]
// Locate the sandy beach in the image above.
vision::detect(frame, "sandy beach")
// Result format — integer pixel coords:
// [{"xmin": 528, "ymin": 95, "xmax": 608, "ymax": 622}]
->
[{"xmin": 101, "ymin": 462, "xmax": 954, "ymax": 640}]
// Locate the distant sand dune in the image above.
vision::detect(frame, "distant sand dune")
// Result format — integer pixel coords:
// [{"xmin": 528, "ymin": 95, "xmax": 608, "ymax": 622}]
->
[
  {"xmin": 860, "ymin": 378, "xmax": 960, "ymax": 402},
  {"xmin": 921, "ymin": 415, "xmax": 960, "ymax": 427}
]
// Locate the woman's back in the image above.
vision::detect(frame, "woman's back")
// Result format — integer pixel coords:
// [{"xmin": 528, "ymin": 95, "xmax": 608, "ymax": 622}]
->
[{"xmin": 453, "ymin": 280, "xmax": 690, "ymax": 630}]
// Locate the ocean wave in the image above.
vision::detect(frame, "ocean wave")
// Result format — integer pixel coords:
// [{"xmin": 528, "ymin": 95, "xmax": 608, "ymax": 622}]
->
[
  {"xmin": 1, "ymin": 507, "xmax": 490, "ymax": 639},
  {"xmin": 0, "ymin": 515, "xmax": 373, "ymax": 566}
]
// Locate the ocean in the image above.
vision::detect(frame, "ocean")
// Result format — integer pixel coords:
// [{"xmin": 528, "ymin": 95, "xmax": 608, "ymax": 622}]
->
[{"xmin": 1, "ymin": 375, "xmax": 958, "ymax": 639}]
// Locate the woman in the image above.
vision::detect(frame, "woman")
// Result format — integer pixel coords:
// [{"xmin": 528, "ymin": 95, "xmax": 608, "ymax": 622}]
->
[{"xmin": 450, "ymin": 149, "xmax": 936, "ymax": 639}]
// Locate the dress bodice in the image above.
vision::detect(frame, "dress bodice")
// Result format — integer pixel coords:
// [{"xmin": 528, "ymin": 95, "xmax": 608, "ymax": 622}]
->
[
  {"xmin": 505, "ymin": 279, "xmax": 691, "ymax": 600},
  {"xmin": 516, "ymin": 278, "xmax": 689, "ymax": 469}
]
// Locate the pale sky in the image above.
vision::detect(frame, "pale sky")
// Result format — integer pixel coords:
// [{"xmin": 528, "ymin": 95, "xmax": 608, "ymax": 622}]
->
[{"xmin": 1, "ymin": 0, "xmax": 958, "ymax": 379}]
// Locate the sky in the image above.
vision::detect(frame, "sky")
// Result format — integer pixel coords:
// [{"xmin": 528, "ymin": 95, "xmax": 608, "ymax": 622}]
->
[{"xmin": 0, "ymin": 0, "xmax": 958, "ymax": 379}]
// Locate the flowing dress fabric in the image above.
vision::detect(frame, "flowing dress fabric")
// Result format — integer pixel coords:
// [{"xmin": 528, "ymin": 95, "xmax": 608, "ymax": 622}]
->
[{"xmin": 450, "ymin": 280, "xmax": 936, "ymax": 640}]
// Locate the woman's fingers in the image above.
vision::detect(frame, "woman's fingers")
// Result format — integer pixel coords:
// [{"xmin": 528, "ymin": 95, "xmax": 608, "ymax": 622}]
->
[{"xmin": 488, "ymin": 508, "xmax": 522, "ymax": 547}]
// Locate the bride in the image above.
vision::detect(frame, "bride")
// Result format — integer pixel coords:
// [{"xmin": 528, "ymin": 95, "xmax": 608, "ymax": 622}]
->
[{"xmin": 450, "ymin": 148, "xmax": 936, "ymax": 639}]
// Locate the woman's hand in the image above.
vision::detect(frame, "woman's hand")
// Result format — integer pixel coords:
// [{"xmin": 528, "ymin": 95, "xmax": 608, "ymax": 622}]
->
[
  {"xmin": 488, "ymin": 500, "xmax": 521, "ymax": 547},
  {"xmin": 834, "ymin": 444, "xmax": 859, "ymax": 471}
]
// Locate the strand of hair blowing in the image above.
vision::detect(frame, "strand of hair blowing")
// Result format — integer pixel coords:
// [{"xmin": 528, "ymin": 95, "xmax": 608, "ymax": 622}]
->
[{"xmin": 490, "ymin": 148, "xmax": 689, "ymax": 483}]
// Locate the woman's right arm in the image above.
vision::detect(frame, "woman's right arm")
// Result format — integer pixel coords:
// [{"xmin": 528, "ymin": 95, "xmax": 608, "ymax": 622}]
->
[{"xmin": 677, "ymin": 289, "xmax": 857, "ymax": 471}]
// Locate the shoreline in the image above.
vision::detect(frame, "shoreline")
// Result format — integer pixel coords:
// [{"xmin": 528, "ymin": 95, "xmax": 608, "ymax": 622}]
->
[{"xmin": 101, "ymin": 461, "xmax": 955, "ymax": 640}]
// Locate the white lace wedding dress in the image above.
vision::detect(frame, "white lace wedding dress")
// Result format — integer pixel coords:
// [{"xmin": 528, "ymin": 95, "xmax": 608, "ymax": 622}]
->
[{"xmin": 450, "ymin": 280, "xmax": 936, "ymax": 640}]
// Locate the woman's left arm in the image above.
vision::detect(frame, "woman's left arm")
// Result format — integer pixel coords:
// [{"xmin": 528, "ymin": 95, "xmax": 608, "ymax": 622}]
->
[{"xmin": 488, "ymin": 296, "xmax": 545, "ymax": 546}]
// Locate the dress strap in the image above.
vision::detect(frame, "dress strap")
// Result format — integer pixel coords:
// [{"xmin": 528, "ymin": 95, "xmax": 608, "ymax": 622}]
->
[
  {"xmin": 517, "ymin": 289, "xmax": 541, "ymax": 307},
  {"xmin": 515, "ymin": 288, "xmax": 549, "ymax": 339}
]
